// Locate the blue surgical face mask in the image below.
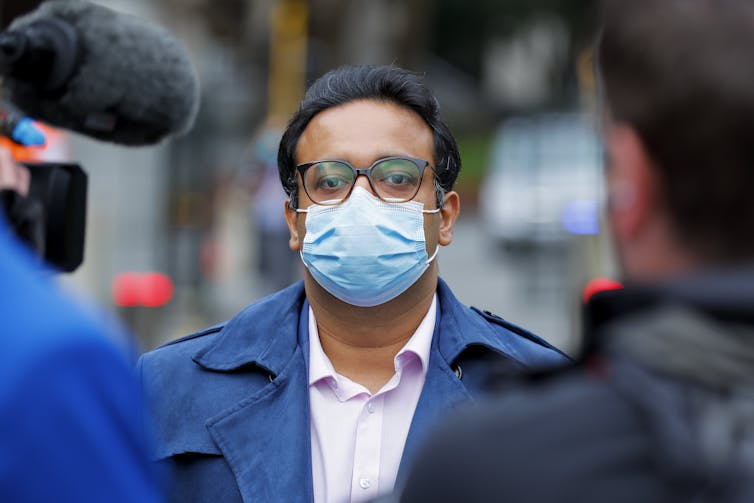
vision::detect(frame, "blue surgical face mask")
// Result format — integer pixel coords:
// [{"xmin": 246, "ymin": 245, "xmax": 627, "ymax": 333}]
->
[{"xmin": 296, "ymin": 186, "xmax": 440, "ymax": 307}]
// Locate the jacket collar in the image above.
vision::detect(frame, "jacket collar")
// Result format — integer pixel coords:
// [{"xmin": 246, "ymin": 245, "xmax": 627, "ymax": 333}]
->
[
  {"xmin": 192, "ymin": 282, "xmax": 307, "ymax": 376},
  {"xmin": 194, "ymin": 278, "xmax": 516, "ymax": 375},
  {"xmin": 586, "ymin": 263, "xmax": 754, "ymax": 350},
  {"xmin": 585, "ymin": 264, "xmax": 754, "ymax": 388},
  {"xmin": 435, "ymin": 277, "xmax": 527, "ymax": 364}
]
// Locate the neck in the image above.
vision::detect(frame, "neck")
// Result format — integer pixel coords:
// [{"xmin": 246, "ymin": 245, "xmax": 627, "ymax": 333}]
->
[{"xmin": 306, "ymin": 267, "xmax": 437, "ymax": 393}]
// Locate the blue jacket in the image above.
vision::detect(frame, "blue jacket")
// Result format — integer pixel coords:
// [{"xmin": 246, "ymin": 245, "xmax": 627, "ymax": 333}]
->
[
  {"xmin": 139, "ymin": 279, "xmax": 567, "ymax": 502},
  {"xmin": 0, "ymin": 219, "xmax": 161, "ymax": 501}
]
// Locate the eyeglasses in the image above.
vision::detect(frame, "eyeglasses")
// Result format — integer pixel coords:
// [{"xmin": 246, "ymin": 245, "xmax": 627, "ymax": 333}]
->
[{"xmin": 296, "ymin": 156, "xmax": 433, "ymax": 205}]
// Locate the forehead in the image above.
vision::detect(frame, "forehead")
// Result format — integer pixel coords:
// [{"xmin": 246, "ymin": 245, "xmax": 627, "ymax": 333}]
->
[{"xmin": 295, "ymin": 99, "xmax": 435, "ymax": 166}]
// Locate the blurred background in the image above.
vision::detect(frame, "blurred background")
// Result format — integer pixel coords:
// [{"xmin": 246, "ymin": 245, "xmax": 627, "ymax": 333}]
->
[{"xmin": 1, "ymin": 0, "xmax": 612, "ymax": 355}]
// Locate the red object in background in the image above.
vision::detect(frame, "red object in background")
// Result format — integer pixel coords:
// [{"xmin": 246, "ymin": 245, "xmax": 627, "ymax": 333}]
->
[
  {"xmin": 582, "ymin": 277, "xmax": 624, "ymax": 304},
  {"xmin": 112, "ymin": 272, "xmax": 174, "ymax": 307},
  {"xmin": 112, "ymin": 273, "xmax": 141, "ymax": 307},
  {"xmin": 140, "ymin": 273, "xmax": 174, "ymax": 307}
]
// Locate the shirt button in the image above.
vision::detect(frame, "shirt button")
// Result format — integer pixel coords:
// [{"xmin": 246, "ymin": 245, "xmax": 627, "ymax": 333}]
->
[
  {"xmin": 359, "ymin": 478, "xmax": 371, "ymax": 489},
  {"xmin": 367, "ymin": 402, "xmax": 375, "ymax": 414}
]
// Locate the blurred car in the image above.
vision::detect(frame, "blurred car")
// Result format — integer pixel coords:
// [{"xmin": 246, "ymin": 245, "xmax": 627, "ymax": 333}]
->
[{"xmin": 479, "ymin": 113, "xmax": 604, "ymax": 246}]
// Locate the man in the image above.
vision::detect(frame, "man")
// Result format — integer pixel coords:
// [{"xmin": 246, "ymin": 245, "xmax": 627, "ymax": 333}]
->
[
  {"xmin": 0, "ymin": 146, "xmax": 161, "ymax": 500},
  {"xmin": 399, "ymin": 0, "xmax": 754, "ymax": 501},
  {"xmin": 139, "ymin": 64, "xmax": 567, "ymax": 502}
]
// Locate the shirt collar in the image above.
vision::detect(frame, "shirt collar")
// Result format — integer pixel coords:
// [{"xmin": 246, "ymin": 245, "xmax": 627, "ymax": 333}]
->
[
  {"xmin": 395, "ymin": 294, "xmax": 436, "ymax": 374},
  {"xmin": 308, "ymin": 294, "xmax": 437, "ymax": 386}
]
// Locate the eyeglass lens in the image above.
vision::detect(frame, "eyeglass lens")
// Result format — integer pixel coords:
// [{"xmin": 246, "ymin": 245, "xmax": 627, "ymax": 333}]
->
[{"xmin": 303, "ymin": 158, "xmax": 422, "ymax": 204}]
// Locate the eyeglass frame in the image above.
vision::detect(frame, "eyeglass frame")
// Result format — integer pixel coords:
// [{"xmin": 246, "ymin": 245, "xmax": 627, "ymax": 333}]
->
[{"xmin": 295, "ymin": 155, "xmax": 438, "ymax": 206}]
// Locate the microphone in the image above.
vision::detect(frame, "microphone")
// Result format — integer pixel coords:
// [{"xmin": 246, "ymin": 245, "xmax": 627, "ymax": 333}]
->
[{"xmin": 0, "ymin": 0, "xmax": 199, "ymax": 146}]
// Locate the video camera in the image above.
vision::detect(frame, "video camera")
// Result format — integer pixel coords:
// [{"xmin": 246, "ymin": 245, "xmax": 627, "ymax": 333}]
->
[
  {"xmin": 0, "ymin": 101, "xmax": 87, "ymax": 272},
  {"xmin": 0, "ymin": 0, "xmax": 199, "ymax": 272}
]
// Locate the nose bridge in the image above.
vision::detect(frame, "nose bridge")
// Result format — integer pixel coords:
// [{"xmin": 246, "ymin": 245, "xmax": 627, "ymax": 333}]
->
[{"xmin": 353, "ymin": 170, "xmax": 374, "ymax": 192}]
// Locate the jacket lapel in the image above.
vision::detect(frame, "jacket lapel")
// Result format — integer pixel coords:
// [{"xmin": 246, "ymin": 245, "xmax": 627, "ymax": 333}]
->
[
  {"xmin": 396, "ymin": 279, "xmax": 516, "ymax": 484},
  {"xmin": 193, "ymin": 283, "xmax": 314, "ymax": 503},
  {"xmin": 206, "ymin": 346, "xmax": 313, "ymax": 503},
  {"xmin": 397, "ymin": 350, "xmax": 471, "ymax": 484}
]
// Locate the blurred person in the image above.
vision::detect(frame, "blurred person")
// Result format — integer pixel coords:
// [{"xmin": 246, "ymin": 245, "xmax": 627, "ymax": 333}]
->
[
  {"xmin": 398, "ymin": 1, "xmax": 754, "ymax": 501},
  {"xmin": 139, "ymin": 64, "xmax": 568, "ymax": 503},
  {"xmin": 0, "ymin": 147, "xmax": 162, "ymax": 501},
  {"xmin": 242, "ymin": 118, "xmax": 300, "ymax": 292}
]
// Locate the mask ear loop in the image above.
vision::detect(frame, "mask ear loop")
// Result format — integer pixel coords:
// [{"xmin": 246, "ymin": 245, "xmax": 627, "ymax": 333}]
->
[
  {"xmin": 421, "ymin": 206, "xmax": 441, "ymax": 263},
  {"xmin": 422, "ymin": 206, "xmax": 441, "ymax": 264},
  {"xmin": 426, "ymin": 246, "xmax": 439, "ymax": 264},
  {"xmin": 295, "ymin": 207, "xmax": 309, "ymax": 265}
]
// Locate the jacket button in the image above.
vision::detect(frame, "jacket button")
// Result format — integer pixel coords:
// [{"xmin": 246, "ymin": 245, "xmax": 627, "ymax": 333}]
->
[{"xmin": 453, "ymin": 363, "xmax": 463, "ymax": 380}]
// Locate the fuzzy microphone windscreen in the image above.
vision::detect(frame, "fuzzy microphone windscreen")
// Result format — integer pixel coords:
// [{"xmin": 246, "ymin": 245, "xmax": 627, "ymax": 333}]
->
[{"xmin": 3, "ymin": 0, "xmax": 199, "ymax": 145}]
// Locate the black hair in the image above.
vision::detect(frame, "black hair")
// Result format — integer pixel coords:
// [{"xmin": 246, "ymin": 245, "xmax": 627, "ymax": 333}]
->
[
  {"xmin": 277, "ymin": 65, "xmax": 461, "ymax": 208},
  {"xmin": 598, "ymin": 0, "xmax": 754, "ymax": 261}
]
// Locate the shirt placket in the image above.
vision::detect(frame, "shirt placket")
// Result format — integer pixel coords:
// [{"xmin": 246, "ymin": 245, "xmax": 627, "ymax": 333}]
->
[{"xmin": 351, "ymin": 394, "xmax": 384, "ymax": 501}]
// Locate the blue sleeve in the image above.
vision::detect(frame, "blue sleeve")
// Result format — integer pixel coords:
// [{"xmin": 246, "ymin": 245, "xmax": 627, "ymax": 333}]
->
[{"xmin": 0, "ymin": 334, "xmax": 163, "ymax": 502}]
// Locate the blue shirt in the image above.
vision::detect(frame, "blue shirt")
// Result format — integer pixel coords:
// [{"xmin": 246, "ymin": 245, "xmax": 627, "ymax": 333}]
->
[{"xmin": 0, "ymin": 217, "xmax": 162, "ymax": 501}]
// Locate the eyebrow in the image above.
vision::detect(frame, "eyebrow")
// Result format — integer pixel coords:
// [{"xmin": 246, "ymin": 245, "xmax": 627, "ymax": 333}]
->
[{"xmin": 302, "ymin": 153, "xmax": 419, "ymax": 165}]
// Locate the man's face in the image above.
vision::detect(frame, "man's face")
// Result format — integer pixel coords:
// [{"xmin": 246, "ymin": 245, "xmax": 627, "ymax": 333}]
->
[{"xmin": 286, "ymin": 99, "xmax": 453, "ymax": 261}]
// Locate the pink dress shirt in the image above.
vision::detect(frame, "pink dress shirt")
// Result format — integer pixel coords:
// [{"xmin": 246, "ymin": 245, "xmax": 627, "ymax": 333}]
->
[{"xmin": 308, "ymin": 295, "xmax": 437, "ymax": 503}]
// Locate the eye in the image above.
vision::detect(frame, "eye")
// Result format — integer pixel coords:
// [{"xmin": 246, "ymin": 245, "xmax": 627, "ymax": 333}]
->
[
  {"xmin": 316, "ymin": 174, "xmax": 350, "ymax": 191},
  {"xmin": 305, "ymin": 162, "xmax": 354, "ymax": 195},
  {"xmin": 384, "ymin": 172, "xmax": 413, "ymax": 185},
  {"xmin": 374, "ymin": 159, "xmax": 420, "ymax": 187}
]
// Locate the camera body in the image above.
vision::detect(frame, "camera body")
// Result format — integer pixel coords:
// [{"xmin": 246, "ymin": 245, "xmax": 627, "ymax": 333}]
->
[{"xmin": 24, "ymin": 161, "xmax": 87, "ymax": 272}]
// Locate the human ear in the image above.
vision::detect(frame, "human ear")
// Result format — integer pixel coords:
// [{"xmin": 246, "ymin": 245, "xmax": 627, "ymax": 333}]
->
[
  {"xmin": 284, "ymin": 199, "xmax": 301, "ymax": 251},
  {"xmin": 605, "ymin": 124, "xmax": 658, "ymax": 240},
  {"xmin": 438, "ymin": 191, "xmax": 460, "ymax": 246}
]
